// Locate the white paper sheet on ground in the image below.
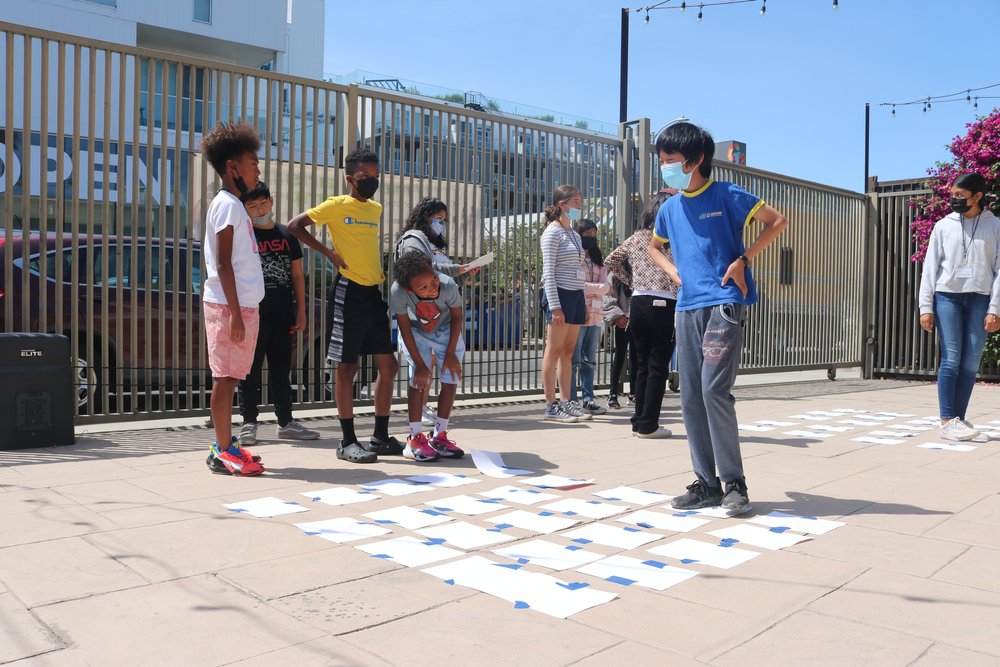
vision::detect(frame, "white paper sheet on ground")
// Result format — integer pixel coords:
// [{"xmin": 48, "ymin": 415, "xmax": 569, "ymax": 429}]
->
[
  {"xmin": 787, "ymin": 414, "xmax": 832, "ymax": 421},
  {"xmin": 708, "ymin": 524, "xmax": 813, "ymax": 550},
  {"xmin": 362, "ymin": 506, "xmax": 453, "ymax": 530},
  {"xmin": 415, "ymin": 521, "xmax": 516, "ymax": 549},
  {"xmin": 356, "ymin": 536, "xmax": 464, "ymax": 567},
  {"xmin": 493, "ymin": 539, "xmax": 605, "ymax": 571},
  {"xmin": 224, "ymin": 497, "xmax": 309, "ymax": 518},
  {"xmin": 470, "ymin": 449, "xmax": 535, "ymax": 478},
  {"xmin": 424, "ymin": 494, "xmax": 511, "ymax": 516},
  {"xmin": 876, "ymin": 412, "xmax": 915, "ymax": 417},
  {"xmin": 850, "ymin": 414, "xmax": 895, "ymax": 422},
  {"xmin": 755, "ymin": 420, "xmax": 797, "ymax": 426},
  {"xmin": 868, "ymin": 430, "xmax": 917, "ymax": 438},
  {"xmin": 563, "ymin": 523, "xmax": 664, "ymax": 550},
  {"xmin": 422, "ymin": 555, "xmax": 617, "ymax": 618},
  {"xmin": 578, "ymin": 554, "xmax": 699, "ymax": 591},
  {"xmin": 918, "ymin": 415, "xmax": 941, "ymax": 421},
  {"xmin": 806, "ymin": 411, "xmax": 846, "ymax": 417},
  {"xmin": 852, "ymin": 436, "xmax": 906, "ymax": 445},
  {"xmin": 524, "ymin": 474, "xmax": 595, "ymax": 489},
  {"xmin": 804, "ymin": 424, "xmax": 854, "ymax": 433},
  {"xmin": 299, "ymin": 487, "xmax": 379, "ymax": 506},
  {"xmin": 540, "ymin": 498, "xmax": 631, "ymax": 519},
  {"xmin": 405, "ymin": 472, "xmax": 480, "ymax": 488},
  {"xmin": 783, "ymin": 430, "xmax": 834, "ymax": 439},
  {"xmin": 592, "ymin": 485, "xmax": 672, "ymax": 506},
  {"xmin": 358, "ymin": 479, "xmax": 435, "ymax": 496},
  {"xmin": 485, "ymin": 509, "xmax": 581, "ymax": 534},
  {"xmin": 477, "ymin": 485, "xmax": 559, "ymax": 505},
  {"xmin": 838, "ymin": 419, "xmax": 884, "ymax": 426},
  {"xmin": 918, "ymin": 442, "xmax": 977, "ymax": 452},
  {"xmin": 748, "ymin": 511, "xmax": 845, "ymax": 535},
  {"xmin": 738, "ymin": 423, "xmax": 775, "ymax": 432},
  {"xmin": 664, "ymin": 504, "xmax": 751, "ymax": 518},
  {"xmin": 294, "ymin": 517, "xmax": 392, "ymax": 543},
  {"xmin": 884, "ymin": 424, "xmax": 932, "ymax": 432},
  {"xmin": 648, "ymin": 538, "xmax": 760, "ymax": 569},
  {"xmin": 616, "ymin": 509, "xmax": 710, "ymax": 532},
  {"xmin": 464, "ymin": 251, "xmax": 495, "ymax": 271},
  {"xmin": 829, "ymin": 408, "xmax": 869, "ymax": 414}
]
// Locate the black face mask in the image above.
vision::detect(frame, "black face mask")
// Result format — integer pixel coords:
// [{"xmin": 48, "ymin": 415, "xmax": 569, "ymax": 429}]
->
[
  {"xmin": 354, "ymin": 176, "xmax": 379, "ymax": 199},
  {"xmin": 230, "ymin": 162, "xmax": 251, "ymax": 200},
  {"xmin": 950, "ymin": 197, "xmax": 973, "ymax": 214},
  {"xmin": 581, "ymin": 236, "xmax": 598, "ymax": 250}
]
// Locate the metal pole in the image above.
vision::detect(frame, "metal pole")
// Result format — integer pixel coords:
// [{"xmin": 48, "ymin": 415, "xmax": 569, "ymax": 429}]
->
[
  {"xmin": 864, "ymin": 102, "xmax": 870, "ymax": 192},
  {"xmin": 619, "ymin": 7, "xmax": 628, "ymax": 123}
]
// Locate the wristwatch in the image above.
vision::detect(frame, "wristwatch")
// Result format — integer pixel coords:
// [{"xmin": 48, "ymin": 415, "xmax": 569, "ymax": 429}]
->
[{"xmin": 739, "ymin": 254, "xmax": 749, "ymax": 267}]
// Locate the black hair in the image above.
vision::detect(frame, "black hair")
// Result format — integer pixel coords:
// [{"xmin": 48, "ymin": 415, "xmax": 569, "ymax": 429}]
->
[
  {"xmin": 639, "ymin": 191, "xmax": 672, "ymax": 230},
  {"xmin": 242, "ymin": 181, "xmax": 271, "ymax": 203},
  {"xmin": 200, "ymin": 121, "xmax": 261, "ymax": 176},
  {"xmin": 574, "ymin": 218, "xmax": 604, "ymax": 266},
  {"xmin": 395, "ymin": 250, "xmax": 435, "ymax": 289},
  {"xmin": 403, "ymin": 196, "xmax": 448, "ymax": 249},
  {"xmin": 953, "ymin": 172, "xmax": 988, "ymax": 198},
  {"xmin": 655, "ymin": 122, "xmax": 715, "ymax": 179},
  {"xmin": 345, "ymin": 147, "xmax": 379, "ymax": 174},
  {"xmin": 543, "ymin": 184, "xmax": 581, "ymax": 223}
]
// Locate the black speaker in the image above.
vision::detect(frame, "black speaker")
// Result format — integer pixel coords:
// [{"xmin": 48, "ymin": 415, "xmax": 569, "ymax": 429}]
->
[{"xmin": 0, "ymin": 333, "xmax": 76, "ymax": 449}]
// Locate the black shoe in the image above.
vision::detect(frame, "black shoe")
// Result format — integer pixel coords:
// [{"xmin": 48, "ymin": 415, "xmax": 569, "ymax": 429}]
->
[
  {"xmin": 337, "ymin": 441, "xmax": 378, "ymax": 463},
  {"xmin": 722, "ymin": 477, "xmax": 750, "ymax": 511},
  {"xmin": 671, "ymin": 476, "xmax": 724, "ymax": 509},
  {"xmin": 607, "ymin": 395, "xmax": 621, "ymax": 409},
  {"xmin": 363, "ymin": 435, "xmax": 404, "ymax": 456}
]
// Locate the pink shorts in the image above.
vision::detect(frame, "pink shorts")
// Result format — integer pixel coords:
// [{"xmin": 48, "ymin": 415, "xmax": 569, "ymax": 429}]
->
[{"xmin": 204, "ymin": 302, "xmax": 260, "ymax": 379}]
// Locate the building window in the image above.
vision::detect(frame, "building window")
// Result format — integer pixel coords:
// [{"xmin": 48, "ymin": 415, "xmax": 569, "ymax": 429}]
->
[{"xmin": 193, "ymin": 0, "xmax": 211, "ymax": 23}]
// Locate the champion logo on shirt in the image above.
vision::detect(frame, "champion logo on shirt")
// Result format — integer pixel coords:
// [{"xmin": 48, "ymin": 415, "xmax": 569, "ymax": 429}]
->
[
  {"xmin": 344, "ymin": 216, "xmax": 378, "ymax": 228},
  {"xmin": 699, "ymin": 211, "xmax": 724, "ymax": 220}
]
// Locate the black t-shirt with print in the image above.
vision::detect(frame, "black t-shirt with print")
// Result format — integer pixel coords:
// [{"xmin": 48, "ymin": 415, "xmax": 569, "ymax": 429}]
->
[{"xmin": 252, "ymin": 223, "xmax": 303, "ymax": 320}]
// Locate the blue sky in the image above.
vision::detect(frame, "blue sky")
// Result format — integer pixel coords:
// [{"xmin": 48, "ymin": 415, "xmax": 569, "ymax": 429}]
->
[{"xmin": 323, "ymin": 0, "xmax": 999, "ymax": 193}]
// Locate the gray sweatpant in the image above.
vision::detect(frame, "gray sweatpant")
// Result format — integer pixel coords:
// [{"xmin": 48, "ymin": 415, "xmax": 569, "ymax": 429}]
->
[{"xmin": 675, "ymin": 303, "xmax": 746, "ymax": 484}]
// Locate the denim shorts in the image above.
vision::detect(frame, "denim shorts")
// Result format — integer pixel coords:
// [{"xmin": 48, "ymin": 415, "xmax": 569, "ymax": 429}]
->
[
  {"xmin": 542, "ymin": 288, "xmax": 587, "ymax": 325},
  {"xmin": 398, "ymin": 326, "xmax": 466, "ymax": 388}
]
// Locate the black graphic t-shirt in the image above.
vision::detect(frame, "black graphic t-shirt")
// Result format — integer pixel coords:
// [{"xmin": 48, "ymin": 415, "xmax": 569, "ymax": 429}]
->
[{"xmin": 252, "ymin": 223, "xmax": 303, "ymax": 320}]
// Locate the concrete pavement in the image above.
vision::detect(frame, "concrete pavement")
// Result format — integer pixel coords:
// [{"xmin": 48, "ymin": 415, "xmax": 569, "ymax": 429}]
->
[{"xmin": 1, "ymin": 377, "xmax": 999, "ymax": 666}]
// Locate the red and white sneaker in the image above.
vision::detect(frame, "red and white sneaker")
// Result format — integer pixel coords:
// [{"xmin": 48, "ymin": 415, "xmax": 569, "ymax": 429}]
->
[
  {"xmin": 429, "ymin": 432, "xmax": 464, "ymax": 458},
  {"xmin": 404, "ymin": 433, "xmax": 440, "ymax": 463},
  {"xmin": 209, "ymin": 443, "xmax": 264, "ymax": 476}
]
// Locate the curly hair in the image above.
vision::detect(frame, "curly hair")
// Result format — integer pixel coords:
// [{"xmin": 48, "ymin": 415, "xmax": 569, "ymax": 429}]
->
[
  {"xmin": 345, "ymin": 147, "xmax": 379, "ymax": 174},
  {"xmin": 402, "ymin": 197, "xmax": 448, "ymax": 248},
  {"xmin": 394, "ymin": 250, "xmax": 435, "ymax": 289},
  {"xmin": 200, "ymin": 121, "xmax": 261, "ymax": 176}
]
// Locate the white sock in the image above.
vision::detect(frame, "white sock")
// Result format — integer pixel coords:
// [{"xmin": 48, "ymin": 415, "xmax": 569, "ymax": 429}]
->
[
  {"xmin": 409, "ymin": 421, "xmax": 423, "ymax": 437},
  {"xmin": 434, "ymin": 417, "xmax": 449, "ymax": 436}
]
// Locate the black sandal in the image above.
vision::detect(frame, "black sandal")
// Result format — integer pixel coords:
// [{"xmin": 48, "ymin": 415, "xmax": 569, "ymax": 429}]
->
[
  {"xmin": 337, "ymin": 441, "xmax": 378, "ymax": 463},
  {"xmin": 366, "ymin": 436, "xmax": 404, "ymax": 456}
]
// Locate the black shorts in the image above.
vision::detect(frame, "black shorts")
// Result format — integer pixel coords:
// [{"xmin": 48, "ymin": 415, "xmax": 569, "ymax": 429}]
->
[
  {"xmin": 542, "ymin": 287, "xmax": 587, "ymax": 325},
  {"xmin": 326, "ymin": 274, "xmax": 393, "ymax": 364}
]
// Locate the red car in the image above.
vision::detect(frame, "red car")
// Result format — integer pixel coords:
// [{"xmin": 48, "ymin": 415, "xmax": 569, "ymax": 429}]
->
[{"xmin": 0, "ymin": 232, "xmax": 331, "ymax": 415}]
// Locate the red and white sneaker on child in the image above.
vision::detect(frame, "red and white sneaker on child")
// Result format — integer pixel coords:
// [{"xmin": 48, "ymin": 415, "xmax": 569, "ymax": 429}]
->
[
  {"xmin": 429, "ymin": 432, "xmax": 464, "ymax": 458},
  {"xmin": 404, "ymin": 433, "xmax": 440, "ymax": 463}
]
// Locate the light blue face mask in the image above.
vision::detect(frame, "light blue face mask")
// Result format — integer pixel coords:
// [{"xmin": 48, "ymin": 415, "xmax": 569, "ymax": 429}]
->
[
  {"xmin": 660, "ymin": 161, "xmax": 692, "ymax": 190},
  {"xmin": 566, "ymin": 207, "xmax": 582, "ymax": 222},
  {"xmin": 430, "ymin": 218, "xmax": 445, "ymax": 236}
]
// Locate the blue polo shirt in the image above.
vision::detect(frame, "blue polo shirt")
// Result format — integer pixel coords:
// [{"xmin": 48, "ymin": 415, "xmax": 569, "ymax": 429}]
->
[{"xmin": 653, "ymin": 180, "xmax": 765, "ymax": 311}]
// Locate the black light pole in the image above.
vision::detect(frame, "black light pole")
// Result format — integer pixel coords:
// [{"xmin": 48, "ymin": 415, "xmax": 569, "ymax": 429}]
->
[
  {"xmin": 864, "ymin": 102, "xmax": 870, "ymax": 192},
  {"xmin": 620, "ymin": 7, "xmax": 629, "ymax": 123}
]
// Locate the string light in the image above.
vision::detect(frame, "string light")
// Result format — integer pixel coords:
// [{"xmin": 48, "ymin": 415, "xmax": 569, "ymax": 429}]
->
[
  {"xmin": 891, "ymin": 105, "xmax": 896, "ymax": 118},
  {"xmin": 645, "ymin": 9, "xmax": 650, "ymax": 22},
  {"xmin": 680, "ymin": 1, "xmax": 686, "ymax": 11},
  {"xmin": 879, "ymin": 82, "xmax": 1000, "ymax": 116},
  {"xmin": 833, "ymin": 0, "xmax": 838, "ymax": 10},
  {"xmin": 760, "ymin": 0, "xmax": 766, "ymax": 17},
  {"xmin": 698, "ymin": 4, "xmax": 704, "ymax": 21}
]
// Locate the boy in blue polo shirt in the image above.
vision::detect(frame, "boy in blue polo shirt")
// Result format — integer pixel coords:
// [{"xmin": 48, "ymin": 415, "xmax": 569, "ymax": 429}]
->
[{"xmin": 647, "ymin": 122, "xmax": 788, "ymax": 512}]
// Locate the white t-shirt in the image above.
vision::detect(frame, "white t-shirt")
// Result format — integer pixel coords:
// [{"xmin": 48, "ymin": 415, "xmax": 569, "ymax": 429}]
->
[{"xmin": 202, "ymin": 190, "xmax": 265, "ymax": 307}]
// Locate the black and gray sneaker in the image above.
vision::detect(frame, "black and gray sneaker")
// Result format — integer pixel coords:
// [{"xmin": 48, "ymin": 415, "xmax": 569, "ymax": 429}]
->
[
  {"xmin": 363, "ymin": 435, "xmax": 404, "ymax": 456},
  {"xmin": 607, "ymin": 394, "xmax": 621, "ymax": 409},
  {"xmin": 337, "ymin": 441, "xmax": 378, "ymax": 464},
  {"xmin": 671, "ymin": 476, "xmax": 724, "ymax": 510},
  {"xmin": 544, "ymin": 401, "xmax": 579, "ymax": 423},
  {"xmin": 722, "ymin": 477, "xmax": 750, "ymax": 512}
]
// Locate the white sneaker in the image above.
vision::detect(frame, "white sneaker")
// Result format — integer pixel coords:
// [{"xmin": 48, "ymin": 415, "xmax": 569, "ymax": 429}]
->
[
  {"xmin": 421, "ymin": 405, "xmax": 437, "ymax": 427},
  {"xmin": 563, "ymin": 400, "xmax": 592, "ymax": 421},
  {"xmin": 633, "ymin": 426, "xmax": 672, "ymax": 439},
  {"xmin": 276, "ymin": 420, "xmax": 320, "ymax": 440},
  {"xmin": 238, "ymin": 422, "xmax": 258, "ymax": 446},
  {"xmin": 940, "ymin": 417, "xmax": 979, "ymax": 441}
]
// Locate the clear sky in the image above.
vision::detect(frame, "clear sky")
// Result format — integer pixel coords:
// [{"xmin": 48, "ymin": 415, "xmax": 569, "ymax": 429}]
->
[{"xmin": 323, "ymin": 0, "xmax": 999, "ymax": 193}]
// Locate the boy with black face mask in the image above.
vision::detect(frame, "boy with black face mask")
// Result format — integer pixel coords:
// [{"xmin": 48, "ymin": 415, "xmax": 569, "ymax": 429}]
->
[{"xmin": 288, "ymin": 148, "xmax": 400, "ymax": 464}]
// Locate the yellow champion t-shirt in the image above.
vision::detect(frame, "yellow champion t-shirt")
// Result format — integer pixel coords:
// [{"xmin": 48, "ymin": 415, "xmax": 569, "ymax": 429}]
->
[{"xmin": 306, "ymin": 194, "xmax": 384, "ymax": 286}]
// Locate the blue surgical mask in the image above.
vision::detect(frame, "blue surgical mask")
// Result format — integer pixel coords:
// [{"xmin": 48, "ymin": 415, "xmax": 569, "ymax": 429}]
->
[
  {"xmin": 660, "ymin": 161, "xmax": 692, "ymax": 190},
  {"xmin": 566, "ymin": 207, "xmax": 582, "ymax": 222},
  {"xmin": 430, "ymin": 218, "xmax": 445, "ymax": 236}
]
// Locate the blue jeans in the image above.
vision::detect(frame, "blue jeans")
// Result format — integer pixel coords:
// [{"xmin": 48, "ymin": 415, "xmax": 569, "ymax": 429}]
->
[
  {"xmin": 570, "ymin": 325, "xmax": 601, "ymax": 403},
  {"xmin": 934, "ymin": 292, "xmax": 990, "ymax": 420}
]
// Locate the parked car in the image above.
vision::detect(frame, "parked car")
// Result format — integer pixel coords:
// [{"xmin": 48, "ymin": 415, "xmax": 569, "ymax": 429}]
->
[{"xmin": 0, "ymin": 232, "xmax": 331, "ymax": 414}]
